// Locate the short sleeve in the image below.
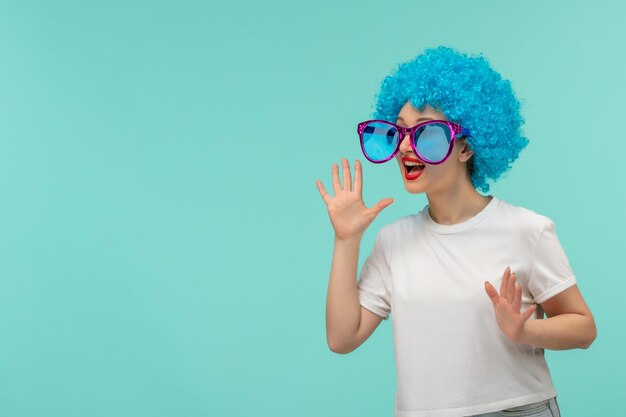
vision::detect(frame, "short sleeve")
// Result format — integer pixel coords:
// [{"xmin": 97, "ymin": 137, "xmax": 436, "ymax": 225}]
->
[
  {"xmin": 528, "ymin": 219, "xmax": 577, "ymax": 304},
  {"xmin": 357, "ymin": 228, "xmax": 392, "ymax": 320}
]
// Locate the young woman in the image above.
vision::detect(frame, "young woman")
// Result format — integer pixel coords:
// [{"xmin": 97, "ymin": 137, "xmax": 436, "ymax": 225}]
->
[{"xmin": 316, "ymin": 46, "xmax": 596, "ymax": 417}]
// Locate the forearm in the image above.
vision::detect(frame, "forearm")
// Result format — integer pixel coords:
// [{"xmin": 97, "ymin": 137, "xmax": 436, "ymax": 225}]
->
[
  {"xmin": 518, "ymin": 313, "xmax": 596, "ymax": 350},
  {"xmin": 326, "ymin": 236, "xmax": 362, "ymax": 352}
]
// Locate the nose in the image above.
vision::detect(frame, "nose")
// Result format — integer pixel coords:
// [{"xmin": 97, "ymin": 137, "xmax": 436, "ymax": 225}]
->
[{"xmin": 398, "ymin": 130, "xmax": 413, "ymax": 154}]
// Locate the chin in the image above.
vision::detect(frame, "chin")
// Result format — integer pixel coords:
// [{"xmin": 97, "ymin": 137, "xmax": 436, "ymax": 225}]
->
[
  {"xmin": 403, "ymin": 184, "xmax": 427, "ymax": 194},
  {"xmin": 401, "ymin": 174, "xmax": 427, "ymax": 194},
  {"xmin": 399, "ymin": 166, "xmax": 428, "ymax": 194}
]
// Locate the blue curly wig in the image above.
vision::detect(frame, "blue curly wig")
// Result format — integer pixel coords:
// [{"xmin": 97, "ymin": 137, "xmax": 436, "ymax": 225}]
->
[{"xmin": 371, "ymin": 45, "xmax": 528, "ymax": 193}]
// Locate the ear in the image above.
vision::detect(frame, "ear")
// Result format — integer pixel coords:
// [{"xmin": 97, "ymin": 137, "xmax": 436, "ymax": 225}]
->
[{"xmin": 457, "ymin": 139, "xmax": 474, "ymax": 163}]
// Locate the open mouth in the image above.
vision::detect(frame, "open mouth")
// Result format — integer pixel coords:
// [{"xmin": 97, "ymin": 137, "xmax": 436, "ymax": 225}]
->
[
  {"xmin": 401, "ymin": 157, "xmax": 426, "ymax": 179},
  {"xmin": 405, "ymin": 164, "xmax": 425, "ymax": 174}
]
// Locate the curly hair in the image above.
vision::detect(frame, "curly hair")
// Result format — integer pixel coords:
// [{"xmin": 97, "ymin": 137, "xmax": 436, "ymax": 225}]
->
[{"xmin": 371, "ymin": 45, "xmax": 528, "ymax": 193}]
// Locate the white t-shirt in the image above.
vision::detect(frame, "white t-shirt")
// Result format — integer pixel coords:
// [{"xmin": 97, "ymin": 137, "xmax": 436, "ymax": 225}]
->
[{"xmin": 357, "ymin": 195, "xmax": 576, "ymax": 417}]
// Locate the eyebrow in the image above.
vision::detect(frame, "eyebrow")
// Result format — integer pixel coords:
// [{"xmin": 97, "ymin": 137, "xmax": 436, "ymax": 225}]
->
[{"xmin": 396, "ymin": 116, "xmax": 433, "ymax": 123}]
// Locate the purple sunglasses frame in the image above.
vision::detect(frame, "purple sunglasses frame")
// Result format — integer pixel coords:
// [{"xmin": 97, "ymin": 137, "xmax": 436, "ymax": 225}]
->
[{"xmin": 357, "ymin": 119, "xmax": 473, "ymax": 165}]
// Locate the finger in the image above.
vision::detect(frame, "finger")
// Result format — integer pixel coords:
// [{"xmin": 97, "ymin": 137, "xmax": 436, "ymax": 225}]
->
[
  {"xmin": 512, "ymin": 283, "xmax": 522, "ymax": 312},
  {"xmin": 342, "ymin": 158, "xmax": 352, "ymax": 192},
  {"xmin": 507, "ymin": 272, "xmax": 516, "ymax": 304},
  {"xmin": 331, "ymin": 163, "xmax": 341, "ymax": 194},
  {"xmin": 522, "ymin": 304, "xmax": 538, "ymax": 321},
  {"xmin": 369, "ymin": 198, "xmax": 394, "ymax": 216},
  {"xmin": 315, "ymin": 179, "xmax": 331, "ymax": 205},
  {"xmin": 484, "ymin": 281, "xmax": 498, "ymax": 307},
  {"xmin": 354, "ymin": 159, "xmax": 362, "ymax": 195},
  {"xmin": 500, "ymin": 266, "xmax": 510, "ymax": 299}
]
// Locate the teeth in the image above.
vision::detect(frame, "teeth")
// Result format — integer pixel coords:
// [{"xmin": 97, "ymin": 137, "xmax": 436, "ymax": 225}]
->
[{"xmin": 404, "ymin": 161, "xmax": 424, "ymax": 166}]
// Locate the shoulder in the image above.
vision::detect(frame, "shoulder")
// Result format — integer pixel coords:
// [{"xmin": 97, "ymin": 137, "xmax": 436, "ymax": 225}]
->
[
  {"xmin": 494, "ymin": 197, "xmax": 555, "ymax": 236},
  {"xmin": 381, "ymin": 213, "xmax": 416, "ymax": 233},
  {"xmin": 496, "ymin": 197, "xmax": 552, "ymax": 225},
  {"xmin": 373, "ymin": 214, "xmax": 416, "ymax": 244}
]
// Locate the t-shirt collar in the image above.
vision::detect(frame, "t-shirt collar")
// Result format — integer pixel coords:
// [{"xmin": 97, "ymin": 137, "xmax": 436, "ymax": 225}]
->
[{"xmin": 421, "ymin": 195, "xmax": 500, "ymax": 235}]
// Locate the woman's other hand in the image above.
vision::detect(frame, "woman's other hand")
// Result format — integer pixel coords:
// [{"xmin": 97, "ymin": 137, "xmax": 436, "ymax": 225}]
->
[{"xmin": 484, "ymin": 266, "xmax": 538, "ymax": 343}]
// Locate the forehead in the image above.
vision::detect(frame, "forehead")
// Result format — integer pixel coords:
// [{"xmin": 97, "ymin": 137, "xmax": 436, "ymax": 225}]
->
[{"xmin": 397, "ymin": 101, "xmax": 447, "ymax": 122}]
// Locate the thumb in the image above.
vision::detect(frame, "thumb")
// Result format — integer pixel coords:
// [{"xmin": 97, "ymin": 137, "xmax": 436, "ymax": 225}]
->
[
  {"xmin": 371, "ymin": 198, "xmax": 394, "ymax": 214},
  {"xmin": 522, "ymin": 304, "xmax": 538, "ymax": 321}
]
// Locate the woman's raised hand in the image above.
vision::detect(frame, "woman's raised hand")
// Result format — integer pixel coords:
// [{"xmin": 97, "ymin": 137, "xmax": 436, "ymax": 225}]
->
[{"xmin": 316, "ymin": 158, "xmax": 394, "ymax": 241}]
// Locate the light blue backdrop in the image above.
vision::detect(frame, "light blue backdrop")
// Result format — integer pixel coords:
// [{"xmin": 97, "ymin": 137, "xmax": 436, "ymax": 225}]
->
[{"xmin": 0, "ymin": 1, "xmax": 621, "ymax": 416}]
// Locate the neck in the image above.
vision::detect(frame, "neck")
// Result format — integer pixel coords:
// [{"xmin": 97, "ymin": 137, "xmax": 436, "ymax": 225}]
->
[{"xmin": 426, "ymin": 177, "xmax": 492, "ymax": 225}]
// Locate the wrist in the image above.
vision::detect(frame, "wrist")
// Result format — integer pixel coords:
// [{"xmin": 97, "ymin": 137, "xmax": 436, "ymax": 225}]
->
[{"xmin": 334, "ymin": 234, "xmax": 363, "ymax": 246}]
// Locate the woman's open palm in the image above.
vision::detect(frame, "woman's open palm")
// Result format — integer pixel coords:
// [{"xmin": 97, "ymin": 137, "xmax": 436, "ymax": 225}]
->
[
  {"xmin": 484, "ymin": 266, "xmax": 538, "ymax": 343},
  {"xmin": 316, "ymin": 158, "xmax": 393, "ymax": 241}
]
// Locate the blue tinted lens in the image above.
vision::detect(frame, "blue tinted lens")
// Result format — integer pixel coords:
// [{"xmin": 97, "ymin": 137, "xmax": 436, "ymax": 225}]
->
[
  {"xmin": 361, "ymin": 122, "xmax": 399, "ymax": 161},
  {"xmin": 415, "ymin": 123, "xmax": 451, "ymax": 162}
]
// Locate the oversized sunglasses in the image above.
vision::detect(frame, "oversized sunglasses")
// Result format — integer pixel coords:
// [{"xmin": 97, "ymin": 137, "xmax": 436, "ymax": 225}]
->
[{"xmin": 357, "ymin": 119, "xmax": 473, "ymax": 164}]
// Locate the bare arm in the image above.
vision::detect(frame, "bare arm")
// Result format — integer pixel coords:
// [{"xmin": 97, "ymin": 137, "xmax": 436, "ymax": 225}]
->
[
  {"xmin": 317, "ymin": 158, "xmax": 392, "ymax": 354},
  {"xmin": 326, "ymin": 237, "xmax": 384, "ymax": 353}
]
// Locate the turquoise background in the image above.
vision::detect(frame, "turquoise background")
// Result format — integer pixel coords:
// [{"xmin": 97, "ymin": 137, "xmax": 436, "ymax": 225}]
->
[{"xmin": 0, "ymin": 1, "xmax": 621, "ymax": 416}]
